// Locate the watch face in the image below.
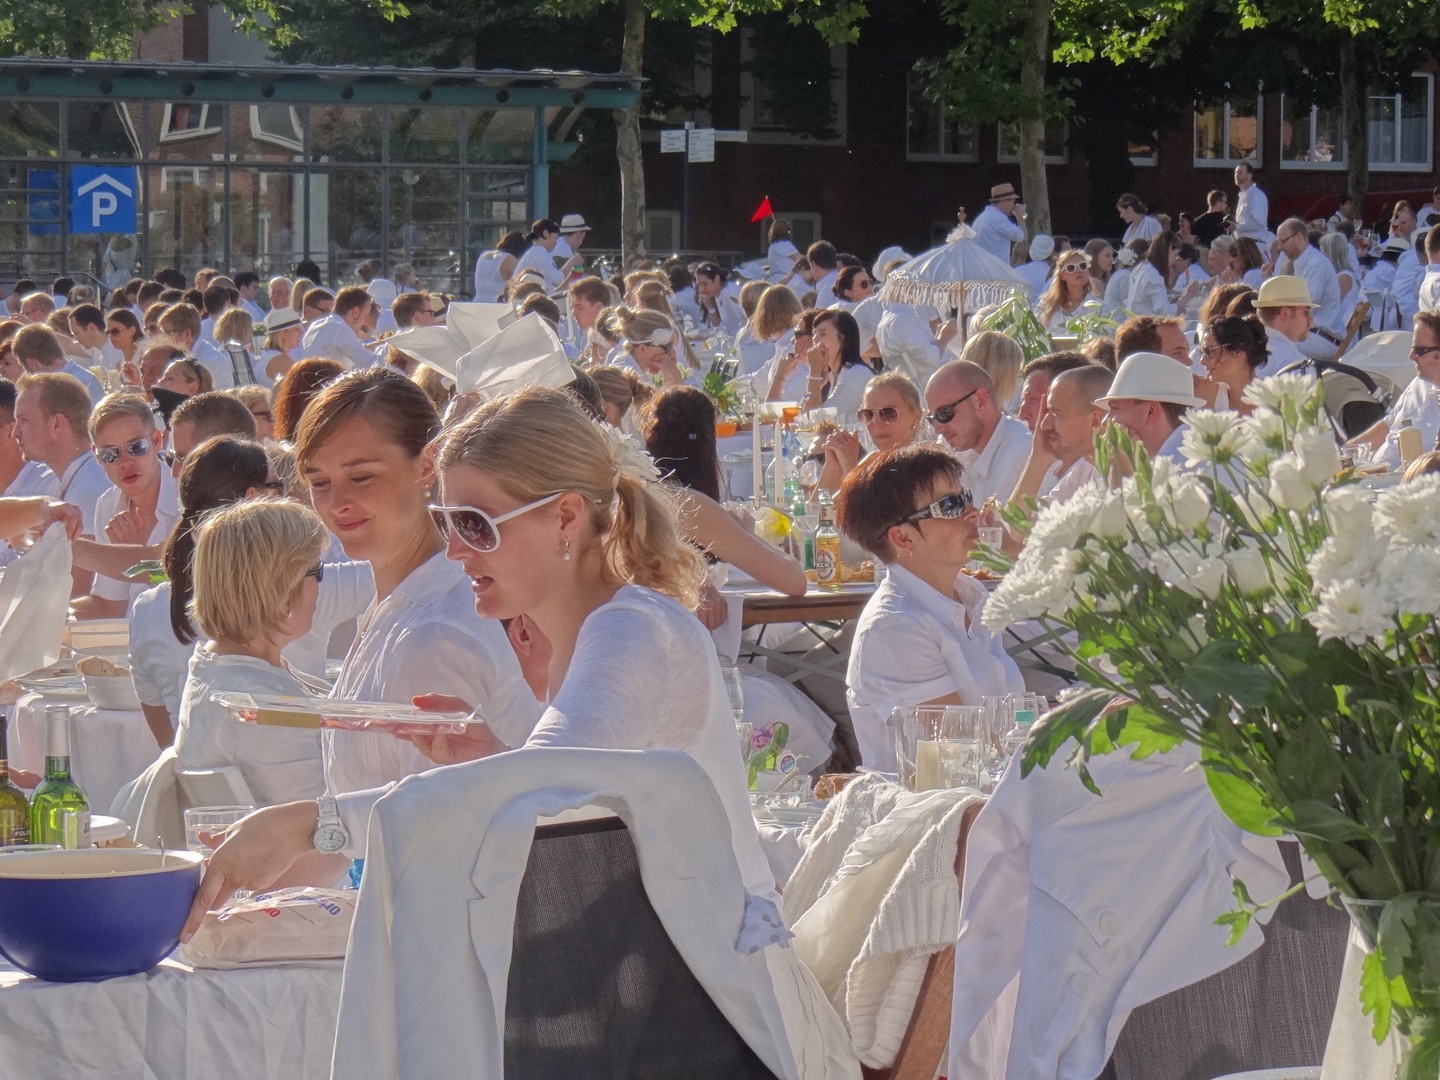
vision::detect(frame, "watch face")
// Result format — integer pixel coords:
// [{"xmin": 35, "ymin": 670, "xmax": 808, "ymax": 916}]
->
[{"xmin": 314, "ymin": 824, "xmax": 348, "ymax": 854}]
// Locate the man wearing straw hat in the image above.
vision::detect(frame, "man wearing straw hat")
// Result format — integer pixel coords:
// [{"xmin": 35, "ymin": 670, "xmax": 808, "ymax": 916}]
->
[
  {"xmin": 1253, "ymin": 275, "xmax": 1317, "ymax": 370},
  {"xmin": 972, "ymin": 184, "xmax": 1028, "ymax": 264}
]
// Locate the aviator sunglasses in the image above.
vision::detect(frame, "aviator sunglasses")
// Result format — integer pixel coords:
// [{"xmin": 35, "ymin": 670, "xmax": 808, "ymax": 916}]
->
[
  {"xmin": 428, "ymin": 492, "xmax": 563, "ymax": 553},
  {"xmin": 95, "ymin": 438, "xmax": 153, "ymax": 465}
]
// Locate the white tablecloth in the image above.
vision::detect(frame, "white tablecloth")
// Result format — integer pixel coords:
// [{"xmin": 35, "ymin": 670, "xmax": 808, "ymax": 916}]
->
[
  {"xmin": 10, "ymin": 693, "xmax": 159, "ymax": 815},
  {"xmin": 0, "ymin": 956, "xmax": 342, "ymax": 1079}
]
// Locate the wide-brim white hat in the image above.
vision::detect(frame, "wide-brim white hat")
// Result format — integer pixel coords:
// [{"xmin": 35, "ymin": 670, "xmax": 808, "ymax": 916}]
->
[{"xmin": 1095, "ymin": 351, "xmax": 1205, "ymax": 408}]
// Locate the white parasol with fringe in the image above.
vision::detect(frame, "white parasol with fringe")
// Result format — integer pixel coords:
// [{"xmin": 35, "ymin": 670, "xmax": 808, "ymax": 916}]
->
[{"xmin": 879, "ymin": 224, "xmax": 1027, "ymax": 316}]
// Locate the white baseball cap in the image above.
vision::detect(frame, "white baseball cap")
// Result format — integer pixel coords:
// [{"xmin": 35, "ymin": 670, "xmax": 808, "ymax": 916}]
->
[{"xmin": 1095, "ymin": 351, "xmax": 1205, "ymax": 409}]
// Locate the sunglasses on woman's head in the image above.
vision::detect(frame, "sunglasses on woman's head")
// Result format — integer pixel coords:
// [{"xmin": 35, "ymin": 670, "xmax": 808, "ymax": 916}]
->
[
  {"xmin": 902, "ymin": 490, "xmax": 974, "ymax": 526},
  {"xmin": 428, "ymin": 492, "xmax": 563, "ymax": 553},
  {"xmin": 95, "ymin": 438, "xmax": 153, "ymax": 465},
  {"xmin": 858, "ymin": 406, "xmax": 899, "ymax": 424},
  {"xmin": 925, "ymin": 388, "xmax": 979, "ymax": 426}
]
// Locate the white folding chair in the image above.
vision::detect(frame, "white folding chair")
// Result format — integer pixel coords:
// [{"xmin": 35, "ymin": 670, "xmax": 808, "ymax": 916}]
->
[{"xmin": 175, "ymin": 766, "xmax": 256, "ymax": 809}]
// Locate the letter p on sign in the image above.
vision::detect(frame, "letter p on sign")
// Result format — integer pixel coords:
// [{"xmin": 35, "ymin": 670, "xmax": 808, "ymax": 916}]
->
[{"xmin": 69, "ymin": 167, "xmax": 137, "ymax": 234}]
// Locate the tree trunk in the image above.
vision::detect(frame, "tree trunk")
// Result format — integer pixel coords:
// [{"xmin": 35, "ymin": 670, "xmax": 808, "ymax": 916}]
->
[
  {"xmin": 616, "ymin": 0, "xmax": 648, "ymax": 267},
  {"xmin": 1016, "ymin": 0, "xmax": 1052, "ymax": 236},
  {"xmin": 1339, "ymin": 39, "xmax": 1369, "ymax": 226}
]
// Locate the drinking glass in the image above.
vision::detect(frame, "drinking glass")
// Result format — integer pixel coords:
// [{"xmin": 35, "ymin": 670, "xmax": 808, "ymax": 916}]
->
[
  {"xmin": 721, "ymin": 666, "xmax": 745, "ymax": 724},
  {"xmin": 935, "ymin": 706, "xmax": 987, "ymax": 790},
  {"xmin": 982, "ymin": 695, "xmax": 1014, "ymax": 783},
  {"xmin": 184, "ymin": 805, "xmax": 255, "ymax": 856},
  {"xmin": 969, "ymin": 526, "xmax": 1005, "ymax": 572},
  {"xmin": 893, "ymin": 706, "xmax": 949, "ymax": 790},
  {"xmin": 735, "ymin": 721, "xmax": 755, "ymax": 767}
]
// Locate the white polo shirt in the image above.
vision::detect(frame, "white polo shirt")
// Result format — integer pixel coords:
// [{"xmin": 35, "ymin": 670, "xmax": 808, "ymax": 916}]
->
[
  {"xmin": 89, "ymin": 465, "xmax": 181, "ymax": 605},
  {"xmin": 846, "ymin": 565, "xmax": 1025, "ymax": 770}
]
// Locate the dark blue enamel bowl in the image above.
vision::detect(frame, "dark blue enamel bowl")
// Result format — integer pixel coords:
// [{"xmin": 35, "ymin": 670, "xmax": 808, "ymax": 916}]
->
[{"xmin": 0, "ymin": 848, "xmax": 204, "ymax": 982}]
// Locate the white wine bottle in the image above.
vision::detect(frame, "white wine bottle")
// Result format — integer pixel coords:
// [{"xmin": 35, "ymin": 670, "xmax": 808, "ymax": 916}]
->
[
  {"xmin": 29, "ymin": 705, "xmax": 89, "ymax": 849},
  {"xmin": 0, "ymin": 709, "xmax": 29, "ymax": 845}
]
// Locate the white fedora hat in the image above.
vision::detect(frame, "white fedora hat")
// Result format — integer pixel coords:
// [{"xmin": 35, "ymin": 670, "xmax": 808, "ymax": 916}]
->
[
  {"xmin": 1095, "ymin": 351, "xmax": 1205, "ymax": 409},
  {"xmin": 262, "ymin": 306, "xmax": 303, "ymax": 334},
  {"xmin": 558, "ymin": 213, "xmax": 590, "ymax": 234}
]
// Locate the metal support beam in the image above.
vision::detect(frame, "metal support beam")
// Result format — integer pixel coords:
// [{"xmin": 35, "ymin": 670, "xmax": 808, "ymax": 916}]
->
[{"xmin": 531, "ymin": 107, "xmax": 549, "ymax": 222}]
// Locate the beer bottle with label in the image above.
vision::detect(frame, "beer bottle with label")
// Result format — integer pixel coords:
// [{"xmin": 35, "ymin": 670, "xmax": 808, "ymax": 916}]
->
[{"xmin": 814, "ymin": 491, "xmax": 842, "ymax": 592}]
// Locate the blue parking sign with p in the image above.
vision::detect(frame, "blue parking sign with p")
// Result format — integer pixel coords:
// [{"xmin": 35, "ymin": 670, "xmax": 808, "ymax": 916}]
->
[{"xmin": 69, "ymin": 166, "xmax": 137, "ymax": 234}]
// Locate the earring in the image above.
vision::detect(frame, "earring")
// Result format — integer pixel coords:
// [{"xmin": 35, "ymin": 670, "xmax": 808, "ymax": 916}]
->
[{"xmin": 563, "ymin": 538, "xmax": 571, "ymax": 561}]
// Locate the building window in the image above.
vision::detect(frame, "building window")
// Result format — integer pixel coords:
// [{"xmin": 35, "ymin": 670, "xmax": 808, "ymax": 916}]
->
[
  {"xmin": 905, "ymin": 69, "xmax": 978, "ymax": 162},
  {"xmin": 1370, "ymin": 74, "xmax": 1433, "ymax": 171},
  {"xmin": 1280, "ymin": 99, "xmax": 1344, "ymax": 169},
  {"xmin": 159, "ymin": 103, "xmax": 222, "ymax": 143},
  {"xmin": 250, "ymin": 106, "xmax": 303, "ymax": 152},
  {"xmin": 646, "ymin": 211, "xmax": 680, "ymax": 254},
  {"xmin": 739, "ymin": 26, "xmax": 847, "ymax": 146},
  {"xmin": 1128, "ymin": 136, "xmax": 1158, "ymax": 167},
  {"xmin": 996, "ymin": 120, "xmax": 1068, "ymax": 164},
  {"xmin": 758, "ymin": 212, "xmax": 822, "ymax": 254},
  {"xmin": 1193, "ymin": 94, "xmax": 1261, "ymax": 166}
]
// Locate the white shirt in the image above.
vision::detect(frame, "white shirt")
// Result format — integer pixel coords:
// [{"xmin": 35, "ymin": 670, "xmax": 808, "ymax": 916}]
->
[
  {"xmin": 1394, "ymin": 247, "xmax": 1424, "ymax": 327},
  {"xmin": 849, "ymin": 295, "xmax": 884, "ymax": 354},
  {"xmin": 1125, "ymin": 262, "xmax": 1177, "ymax": 317},
  {"xmin": 199, "ymin": 316, "xmax": 217, "ymax": 345},
  {"xmin": 174, "ymin": 645, "xmax": 325, "ymax": 806},
  {"xmin": 513, "ymin": 242, "xmax": 566, "ymax": 294},
  {"xmin": 669, "ymin": 285, "xmax": 702, "ymax": 326},
  {"xmin": 1016, "ymin": 260, "xmax": 1051, "ymax": 300},
  {"xmin": 301, "ymin": 313, "xmax": 379, "ymax": 370},
  {"xmin": 1420, "ymin": 266, "xmax": 1440, "ymax": 313},
  {"xmin": 323, "ymin": 551, "xmax": 542, "ymax": 797},
  {"xmin": 191, "ymin": 336, "xmax": 233, "ymax": 390},
  {"xmin": 241, "ymin": 298, "xmax": 267, "ymax": 323},
  {"xmin": 813, "ymin": 269, "xmax": 840, "ymax": 309},
  {"xmin": 0, "ymin": 461, "xmax": 58, "ymax": 568},
  {"xmin": 733, "ymin": 325, "xmax": 778, "ymax": 377},
  {"xmin": 956, "ymin": 414, "xmax": 1031, "ymax": 505},
  {"xmin": 752, "ymin": 341, "xmax": 809, "ymax": 403},
  {"xmin": 875, "ymin": 304, "xmax": 941, "ymax": 386},
  {"xmin": 1101, "ymin": 268, "xmax": 1132, "ymax": 317},
  {"xmin": 473, "ymin": 249, "xmax": 509, "ymax": 302},
  {"xmin": 1049, "ymin": 457, "xmax": 1100, "ymax": 504},
  {"xmin": 1155, "ymin": 423, "xmax": 1188, "ymax": 465},
  {"xmin": 54, "ymin": 451, "xmax": 111, "ymax": 536},
  {"xmin": 767, "ymin": 239, "xmax": 799, "ymax": 281},
  {"xmin": 971, "ymin": 205, "xmax": 1025, "ymax": 264},
  {"xmin": 846, "ymin": 567, "xmax": 1024, "ymax": 770},
  {"xmin": 821, "ymin": 362, "xmax": 873, "ymax": 426},
  {"xmin": 1234, "ymin": 182, "xmax": 1270, "ymax": 242},
  {"xmin": 1122, "ymin": 216, "xmax": 1162, "ymax": 244},
  {"xmin": 90, "ymin": 466, "xmax": 181, "ymax": 604},
  {"xmin": 1264, "ymin": 323, "xmax": 1306, "ymax": 370},
  {"xmin": 1280, "ymin": 243, "xmax": 1343, "ymax": 336},
  {"xmin": 59, "ymin": 359, "xmax": 105, "ymax": 405},
  {"xmin": 698, "ymin": 292, "xmax": 747, "ymax": 336},
  {"xmin": 1378, "ymin": 375, "xmax": 1440, "ymax": 471}
]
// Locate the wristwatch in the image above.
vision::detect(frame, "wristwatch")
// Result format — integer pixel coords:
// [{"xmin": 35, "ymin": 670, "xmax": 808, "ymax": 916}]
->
[{"xmin": 313, "ymin": 796, "xmax": 349, "ymax": 855}]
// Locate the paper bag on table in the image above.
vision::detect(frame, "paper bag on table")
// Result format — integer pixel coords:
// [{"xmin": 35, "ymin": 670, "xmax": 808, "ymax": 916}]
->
[
  {"xmin": 0, "ymin": 523, "xmax": 71, "ymax": 679},
  {"xmin": 177, "ymin": 887, "xmax": 356, "ymax": 968}
]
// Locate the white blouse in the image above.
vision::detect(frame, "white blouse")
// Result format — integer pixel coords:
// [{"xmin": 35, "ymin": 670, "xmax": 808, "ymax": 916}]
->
[
  {"xmin": 846, "ymin": 565, "xmax": 1025, "ymax": 770},
  {"xmin": 1125, "ymin": 262, "xmax": 1177, "ymax": 317},
  {"xmin": 174, "ymin": 645, "xmax": 325, "ymax": 806},
  {"xmin": 323, "ymin": 551, "xmax": 542, "ymax": 796},
  {"xmin": 335, "ymin": 584, "xmax": 772, "ymax": 896},
  {"xmin": 822, "ymin": 362, "xmax": 873, "ymax": 426}
]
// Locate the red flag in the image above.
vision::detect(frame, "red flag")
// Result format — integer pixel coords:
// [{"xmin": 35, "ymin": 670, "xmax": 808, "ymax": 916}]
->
[{"xmin": 750, "ymin": 196, "xmax": 774, "ymax": 223}]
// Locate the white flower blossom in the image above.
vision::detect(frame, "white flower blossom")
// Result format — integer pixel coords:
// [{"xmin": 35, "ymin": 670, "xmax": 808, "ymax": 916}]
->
[
  {"xmin": 1378, "ymin": 546, "xmax": 1440, "ymax": 618},
  {"xmin": 1243, "ymin": 372, "xmax": 1323, "ymax": 416},
  {"xmin": 1025, "ymin": 485, "xmax": 1103, "ymax": 558},
  {"xmin": 1307, "ymin": 531, "xmax": 1387, "ymax": 590},
  {"xmin": 1308, "ymin": 579, "xmax": 1396, "ymax": 645},
  {"xmin": 595, "ymin": 421, "xmax": 662, "ymax": 486},
  {"xmin": 982, "ymin": 561, "xmax": 1077, "ymax": 629},
  {"xmin": 1374, "ymin": 474, "xmax": 1440, "ymax": 547},
  {"xmin": 1224, "ymin": 544, "xmax": 1271, "ymax": 597},
  {"xmin": 1150, "ymin": 545, "xmax": 1227, "ymax": 599},
  {"xmin": 1181, "ymin": 409, "xmax": 1250, "ymax": 466},
  {"xmin": 1323, "ymin": 485, "xmax": 1375, "ymax": 540},
  {"xmin": 1269, "ymin": 454, "xmax": 1317, "ymax": 511},
  {"xmin": 1096, "ymin": 490, "xmax": 1129, "ymax": 539},
  {"xmin": 1156, "ymin": 473, "xmax": 1212, "ymax": 532},
  {"xmin": 1292, "ymin": 426, "xmax": 1343, "ymax": 487},
  {"xmin": 1237, "ymin": 409, "xmax": 1287, "ymax": 467}
]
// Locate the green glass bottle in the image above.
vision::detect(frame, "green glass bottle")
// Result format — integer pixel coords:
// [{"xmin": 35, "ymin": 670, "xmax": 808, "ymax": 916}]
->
[
  {"xmin": 29, "ymin": 705, "xmax": 89, "ymax": 849},
  {"xmin": 0, "ymin": 709, "xmax": 29, "ymax": 845}
]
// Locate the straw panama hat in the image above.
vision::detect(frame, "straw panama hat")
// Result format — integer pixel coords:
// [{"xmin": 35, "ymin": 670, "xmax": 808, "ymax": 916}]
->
[
  {"xmin": 1095, "ymin": 351, "xmax": 1205, "ymax": 409},
  {"xmin": 558, "ymin": 214, "xmax": 590, "ymax": 234},
  {"xmin": 1255, "ymin": 275, "xmax": 1318, "ymax": 309},
  {"xmin": 262, "ymin": 307, "xmax": 303, "ymax": 333},
  {"xmin": 989, "ymin": 183, "xmax": 1019, "ymax": 202}
]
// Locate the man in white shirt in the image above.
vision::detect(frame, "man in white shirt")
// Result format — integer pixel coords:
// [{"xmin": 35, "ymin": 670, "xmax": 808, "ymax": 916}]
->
[
  {"xmin": 19, "ymin": 291, "xmax": 55, "ymax": 325},
  {"xmin": 876, "ymin": 303, "xmax": 943, "ymax": 387},
  {"xmin": 924, "ymin": 359, "xmax": 1030, "ymax": 504},
  {"xmin": 513, "ymin": 220, "xmax": 566, "ymax": 294},
  {"xmin": 1419, "ymin": 228, "xmax": 1440, "ymax": 313},
  {"xmin": 1097, "ymin": 351, "xmax": 1205, "ymax": 466},
  {"xmin": 1394, "ymin": 227, "xmax": 1428, "ymax": 329},
  {"xmin": 1007, "ymin": 364, "xmax": 1112, "ymax": 519},
  {"xmin": 564, "ymin": 277, "xmax": 610, "ymax": 359},
  {"xmin": 0, "ymin": 379, "xmax": 57, "ymax": 568},
  {"xmin": 807, "ymin": 242, "xmax": 840, "ymax": 307},
  {"xmin": 12, "ymin": 324, "xmax": 105, "ymax": 404},
  {"xmin": 1253, "ymin": 275, "xmax": 1317, "ymax": 371},
  {"xmin": 158, "ymin": 301, "xmax": 232, "ymax": 389},
  {"xmin": 13, "ymin": 372, "xmax": 110, "ymax": 597},
  {"xmin": 234, "ymin": 272, "xmax": 267, "ymax": 323},
  {"xmin": 553, "ymin": 214, "xmax": 590, "ymax": 276},
  {"xmin": 1274, "ymin": 219, "xmax": 1342, "ymax": 356},
  {"xmin": 302, "ymin": 286, "xmax": 381, "ymax": 369},
  {"xmin": 972, "ymin": 183, "xmax": 1027, "ymax": 264},
  {"xmin": 71, "ymin": 394, "xmax": 180, "ymax": 619},
  {"xmin": 1233, "ymin": 162, "xmax": 1270, "ymax": 244},
  {"xmin": 66, "ymin": 304, "xmax": 119, "ymax": 369},
  {"xmin": 1349, "ymin": 311, "xmax": 1440, "ymax": 470},
  {"xmin": 268, "ymin": 277, "xmax": 292, "ymax": 314},
  {"xmin": 1328, "ymin": 194, "xmax": 1356, "ymax": 231}
]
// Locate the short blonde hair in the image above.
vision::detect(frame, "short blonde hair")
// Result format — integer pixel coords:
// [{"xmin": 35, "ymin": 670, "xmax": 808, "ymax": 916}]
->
[
  {"xmin": 88, "ymin": 392, "xmax": 156, "ymax": 441},
  {"xmin": 191, "ymin": 499, "xmax": 326, "ymax": 645},
  {"xmin": 17, "ymin": 372, "xmax": 92, "ymax": 440},
  {"xmin": 230, "ymin": 384, "xmax": 272, "ymax": 413},
  {"xmin": 958, "ymin": 330, "xmax": 1024, "ymax": 411},
  {"xmin": 214, "ymin": 307, "xmax": 254, "ymax": 345}
]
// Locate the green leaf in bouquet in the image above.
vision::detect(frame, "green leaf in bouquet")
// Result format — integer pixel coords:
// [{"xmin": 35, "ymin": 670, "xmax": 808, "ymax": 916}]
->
[
  {"xmin": 1360, "ymin": 949, "xmax": 1399, "ymax": 1043},
  {"xmin": 1106, "ymin": 704, "xmax": 1186, "ymax": 760},
  {"xmin": 1203, "ymin": 761, "xmax": 1285, "ymax": 836},
  {"xmin": 1378, "ymin": 895, "xmax": 1420, "ymax": 980},
  {"xmin": 1350, "ymin": 756, "xmax": 1404, "ymax": 841},
  {"xmin": 1282, "ymin": 799, "xmax": 1378, "ymax": 844},
  {"xmin": 1273, "ymin": 732, "xmax": 1344, "ymax": 807},
  {"xmin": 1020, "ymin": 687, "xmax": 1112, "ymax": 781},
  {"xmin": 1179, "ymin": 640, "xmax": 1275, "ymax": 707}
]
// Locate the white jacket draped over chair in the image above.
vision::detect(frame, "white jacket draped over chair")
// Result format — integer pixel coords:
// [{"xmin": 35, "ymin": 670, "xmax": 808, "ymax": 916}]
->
[
  {"xmin": 332, "ymin": 746, "xmax": 860, "ymax": 1080},
  {"xmin": 948, "ymin": 742, "xmax": 1292, "ymax": 1080}
]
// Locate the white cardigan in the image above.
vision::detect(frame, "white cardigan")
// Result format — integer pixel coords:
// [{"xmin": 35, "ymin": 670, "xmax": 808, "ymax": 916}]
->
[{"xmin": 332, "ymin": 746, "xmax": 860, "ymax": 1080}]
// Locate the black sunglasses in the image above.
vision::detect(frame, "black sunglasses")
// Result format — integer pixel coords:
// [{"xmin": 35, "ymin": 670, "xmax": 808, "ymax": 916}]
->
[
  {"xmin": 304, "ymin": 563, "xmax": 324, "ymax": 583},
  {"xmin": 926, "ymin": 388, "xmax": 980, "ymax": 426},
  {"xmin": 902, "ymin": 490, "xmax": 974, "ymax": 526},
  {"xmin": 95, "ymin": 438, "xmax": 153, "ymax": 465},
  {"xmin": 1410, "ymin": 345, "xmax": 1440, "ymax": 358},
  {"xmin": 858, "ymin": 406, "xmax": 900, "ymax": 424}
]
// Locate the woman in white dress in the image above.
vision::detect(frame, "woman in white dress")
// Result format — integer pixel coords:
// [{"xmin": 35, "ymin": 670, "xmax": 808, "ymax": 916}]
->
[
  {"xmin": 799, "ymin": 309, "xmax": 874, "ymax": 425},
  {"xmin": 173, "ymin": 499, "xmax": 328, "ymax": 806},
  {"xmin": 183, "ymin": 387, "xmax": 775, "ymax": 928},
  {"xmin": 765, "ymin": 218, "xmax": 800, "ymax": 283},
  {"xmin": 733, "ymin": 285, "xmax": 802, "ymax": 377},
  {"xmin": 1101, "ymin": 239, "xmax": 1148, "ymax": 317},
  {"xmin": 1035, "ymin": 250, "xmax": 1097, "ymax": 332}
]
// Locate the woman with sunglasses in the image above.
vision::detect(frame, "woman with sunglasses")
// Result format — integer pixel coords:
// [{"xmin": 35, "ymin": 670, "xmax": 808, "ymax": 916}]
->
[
  {"xmin": 1036, "ymin": 251, "xmax": 1097, "ymax": 332},
  {"xmin": 170, "ymin": 498, "xmax": 330, "ymax": 805},
  {"xmin": 183, "ymin": 387, "xmax": 778, "ymax": 931},
  {"xmin": 1198, "ymin": 315, "xmax": 1269, "ymax": 416},
  {"xmin": 105, "ymin": 310, "xmax": 143, "ymax": 370},
  {"xmin": 834, "ymin": 444, "xmax": 1024, "ymax": 769},
  {"xmin": 816, "ymin": 371, "xmax": 925, "ymax": 493},
  {"xmin": 801, "ymin": 308, "xmax": 873, "ymax": 424},
  {"xmin": 618, "ymin": 308, "xmax": 691, "ymax": 387},
  {"xmin": 295, "ymin": 368, "xmax": 539, "ymax": 796}
]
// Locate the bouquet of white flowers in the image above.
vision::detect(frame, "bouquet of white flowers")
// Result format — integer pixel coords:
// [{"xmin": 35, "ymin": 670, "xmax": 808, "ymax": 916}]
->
[{"xmin": 985, "ymin": 372, "xmax": 1440, "ymax": 1079}]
